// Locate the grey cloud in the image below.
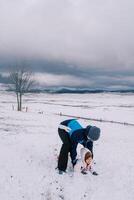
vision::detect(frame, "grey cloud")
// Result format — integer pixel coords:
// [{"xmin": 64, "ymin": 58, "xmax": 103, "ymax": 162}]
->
[
  {"xmin": 0, "ymin": 58, "xmax": 134, "ymax": 89},
  {"xmin": 0, "ymin": 0, "xmax": 134, "ymax": 88},
  {"xmin": 0, "ymin": 0, "xmax": 134, "ymax": 68}
]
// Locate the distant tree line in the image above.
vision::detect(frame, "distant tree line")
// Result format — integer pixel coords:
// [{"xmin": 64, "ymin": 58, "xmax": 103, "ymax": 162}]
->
[{"xmin": 0, "ymin": 74, "xmax": 11, "ymax": 84}]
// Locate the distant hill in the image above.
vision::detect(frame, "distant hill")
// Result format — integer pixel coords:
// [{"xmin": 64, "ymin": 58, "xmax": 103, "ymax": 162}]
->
[
  {"xmin": 3, "ymin": 84, "xmax": 134, "ymax": 94},
  {"xmin": 16, "ymin": 87, "xmax": 134, "ymax": 94}
]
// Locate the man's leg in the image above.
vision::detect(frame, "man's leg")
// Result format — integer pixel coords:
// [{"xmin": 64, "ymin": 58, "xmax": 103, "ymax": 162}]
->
[{"xmin": 58, "ymin": 129, "xmax": 71, "ymax": 172}]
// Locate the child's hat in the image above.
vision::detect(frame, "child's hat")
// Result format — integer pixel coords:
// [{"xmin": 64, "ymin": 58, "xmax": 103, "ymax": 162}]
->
[
  {"xmin": 80, "ymin": 148, "xmax": 92, "ymax": 162},
  {"xmin": 87, "ymin": 126, "xmax": 100, "ymax": 141}
]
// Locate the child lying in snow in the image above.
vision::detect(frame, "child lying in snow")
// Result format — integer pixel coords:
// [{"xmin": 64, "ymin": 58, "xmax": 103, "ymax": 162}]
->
[{"xmin": 74, "ymin": 148, "xmax": 98, "ymax": 175}]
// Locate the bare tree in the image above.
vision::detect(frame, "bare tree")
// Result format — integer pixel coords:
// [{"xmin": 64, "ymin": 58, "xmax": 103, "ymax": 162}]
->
[{"xmin": 9, "ymin": 66, "xmax": 34, "ymax": 111}]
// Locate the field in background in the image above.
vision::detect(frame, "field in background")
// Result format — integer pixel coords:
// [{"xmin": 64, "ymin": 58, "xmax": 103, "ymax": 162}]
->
[{"xmin": 0, "ymin": 91, "xmax": 134, "ymax": 200}]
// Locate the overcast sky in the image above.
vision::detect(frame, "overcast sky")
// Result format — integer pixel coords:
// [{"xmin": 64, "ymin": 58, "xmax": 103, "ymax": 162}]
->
[{"xmin": 0, "ymin": 0, "xmax": 134, "ymax": 89}]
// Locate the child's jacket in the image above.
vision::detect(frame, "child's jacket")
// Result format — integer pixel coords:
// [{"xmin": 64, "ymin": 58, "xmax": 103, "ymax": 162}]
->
[{"xmin": 74, "ymin": 148, "xmax": 95, "ymax": 174}]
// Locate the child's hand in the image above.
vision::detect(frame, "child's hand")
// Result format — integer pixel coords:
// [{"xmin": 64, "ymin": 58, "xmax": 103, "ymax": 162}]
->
[{"xmin": 92, "ymin": 171, "xmax": 98, "ymax": 176}]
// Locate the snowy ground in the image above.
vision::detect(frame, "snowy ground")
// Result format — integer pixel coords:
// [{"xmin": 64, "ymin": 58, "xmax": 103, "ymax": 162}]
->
[{"xmin": 0, "ymin": 91, "xmax": 134, "ymax": 200}]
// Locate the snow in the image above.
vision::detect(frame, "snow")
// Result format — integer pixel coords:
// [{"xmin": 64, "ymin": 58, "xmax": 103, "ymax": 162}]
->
[{"xmin": 0, "ymin": 91, "xmax": 134, "ymax": 200}]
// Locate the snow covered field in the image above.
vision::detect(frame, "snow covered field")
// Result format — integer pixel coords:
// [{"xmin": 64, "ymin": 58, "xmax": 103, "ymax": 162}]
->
[{"xmin": 0, "ymin": 91, "xmax": 134, "ymax": 200}]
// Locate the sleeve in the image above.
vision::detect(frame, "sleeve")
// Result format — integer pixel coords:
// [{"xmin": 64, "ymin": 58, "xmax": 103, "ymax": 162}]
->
[
  {"xmin": 86, "ymin": 140, "xmax": 94, "ymax": 158},
  {"xmin": 89, "ymin": 166, "xmax": 94, "ymax": 174}
]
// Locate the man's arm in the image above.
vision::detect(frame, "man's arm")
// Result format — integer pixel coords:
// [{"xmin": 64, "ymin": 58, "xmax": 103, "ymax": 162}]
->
[
  {"xmin": 82, "ymin": 139, "xmax": 94, "ymax": 158},
  {"xmin": 70, "ymin": 141, "xmax": 78, "ymax": 166}
]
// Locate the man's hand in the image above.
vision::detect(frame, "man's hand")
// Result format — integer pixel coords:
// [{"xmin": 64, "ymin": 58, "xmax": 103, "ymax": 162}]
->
[
  {"xmin": 72, "ymin": 159, "xmax": 78, "ymax": 167},
  {"xmin": 66, "ymin": 127, "xmax": 72, "ymax": 132}
]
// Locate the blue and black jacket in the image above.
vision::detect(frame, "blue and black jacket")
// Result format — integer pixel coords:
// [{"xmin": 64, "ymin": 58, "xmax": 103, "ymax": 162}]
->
[{"xmin": 60, "ymin": 119, "xmax": 93, "ymax": 162}]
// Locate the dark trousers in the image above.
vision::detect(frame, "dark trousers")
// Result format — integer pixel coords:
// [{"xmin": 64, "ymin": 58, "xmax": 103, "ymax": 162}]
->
[{"xmin": 58, "ymin": 128, "xmax": 71, "ymax": 171}]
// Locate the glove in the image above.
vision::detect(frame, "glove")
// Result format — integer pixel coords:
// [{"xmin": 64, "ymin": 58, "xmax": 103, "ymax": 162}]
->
[
  {"xmin": 81, "ymin": 169, "xmax": 87, "ymax": 175},
  {"xmin": 92, "ymin": 171, "xmax": 98, "ymax": 176},
  {"xmin": 72, "ymin": 159, "xmax": 78, "ymax": 167},
  {"xmin": 66, "ymin": 127, "xmax": 72, "ymax": 132}
]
